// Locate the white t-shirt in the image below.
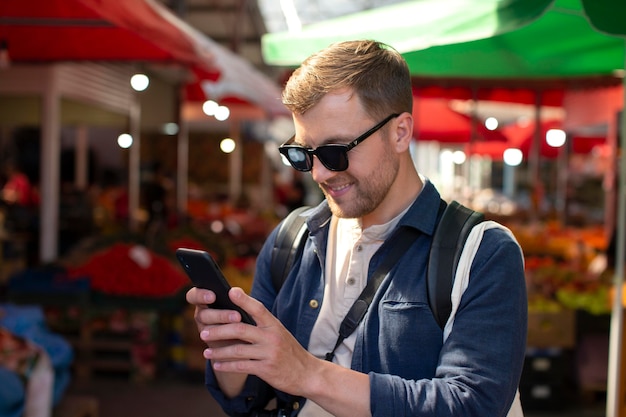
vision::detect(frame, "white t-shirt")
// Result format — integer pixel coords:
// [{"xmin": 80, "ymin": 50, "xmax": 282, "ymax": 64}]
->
[{"xmin": 298, "ymin": 210, "xmax": 406, "ymax": 417}]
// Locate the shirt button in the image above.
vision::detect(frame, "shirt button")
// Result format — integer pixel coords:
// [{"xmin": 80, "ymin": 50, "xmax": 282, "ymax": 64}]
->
[
  {"xmin": 356, "ymin": 244, "xmax": 363, "ymax": 252},
  {"xmin": 293, "ymin": 401, "xmax": 300, "ymax": 410},
  {"xmin": 347, "ymin": 278, "xmax": 356, "ymax": 286},
  {"xmin": 309, "ymin": 299, "xmax": 319, "ymax": 309}
]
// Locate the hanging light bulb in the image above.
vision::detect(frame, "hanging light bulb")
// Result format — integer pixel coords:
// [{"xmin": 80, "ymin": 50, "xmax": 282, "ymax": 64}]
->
[
  {"xmin": 484, "ymin": 117, "xmax": 499, "ymax": 131},
  {"xmin": 130, "ymin": 73, "xmax": 149, "ymax": 91},
  {"xmin": 503, "ymin": 148, "xmax": 523, "ymax": 166},
  {"xmin": 215, "ymin": 105, "xmax": 230, "ymax": 121},
  {"xmin": 220, "ymin": 138, "xmax": 236, "ymax": 153},
  {"xmin": 202, "ymin": 100, "xmax": 218, "ymax": 116},
  {"xmin": 546, "ymin": 129, "xmax": 566, "ymax": 148},
  {"xmin": 117, "ymin": 133, "xmax": 133, "ymax": 149}
]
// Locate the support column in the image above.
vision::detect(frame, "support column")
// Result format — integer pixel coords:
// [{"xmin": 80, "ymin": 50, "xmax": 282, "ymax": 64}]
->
[
  {"xmin": 606, "ymin": 47, "xmax": 625, "ymax": 417},
  {"xmin": 75, "ymin": 125, "xmax": 89, "ymax": 190},
  {"xmin": 39, "ymin": 66, "xmax": 61, "ymax": 262},
  {"xmin": 128, "ymin": 100, "xmax": 141, "ymax": 232},
  {"xmin": 229, "ymin": 121, "xmax": 242, "ymax": 204},
  {"xmin": 177, "ymin": 120, "xmax": 189, "ymax": 217},
  {"xmin": 528, "ymin": 91, "xmax": 543, "ymax": 222}
]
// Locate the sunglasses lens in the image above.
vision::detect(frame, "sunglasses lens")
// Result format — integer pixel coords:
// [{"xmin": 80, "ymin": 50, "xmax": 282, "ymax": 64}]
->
[
  {"xmin": 316, "ymin": 146, "xmax": 348, "ymax": 171},
  {"xmin": 280, "ymin": 147, "xmax": 312, "ymax": 171}
]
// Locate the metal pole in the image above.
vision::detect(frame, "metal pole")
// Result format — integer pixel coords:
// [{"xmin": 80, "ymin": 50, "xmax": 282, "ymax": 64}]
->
[
  {"xmin": 229, "ymin": 121, "xmax": 242, "ymax": 205},
  {"xmin": 605, "ymin": 42, "xmax": 625, "ymax": 417},
  {"xmin": 128, "ymin": 100, "xmax": 141, "ymax": 232},
  {"xmin": 528, "ymin": 91, "xmax": 542, "ymax": 222},
  {"xmin": 75, "ymin": 125, "xmax": 88, "ymax": 190},
  {"xmin": 177, "ymin": 120, "xmax": 189, "ymax": 217},
  {"xmin": 39, "ymin": 66, "xmax": 61, "ymax": 262}
]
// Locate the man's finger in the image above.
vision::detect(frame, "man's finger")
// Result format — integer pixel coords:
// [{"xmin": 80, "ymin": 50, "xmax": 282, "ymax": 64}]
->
[
  {"xmin": 186, "ymin": 287, "xmax": 216, "ymax": 305},
  {"xmin": 228, "ymin": 287, "xmax": 272, "ymax": 325}
]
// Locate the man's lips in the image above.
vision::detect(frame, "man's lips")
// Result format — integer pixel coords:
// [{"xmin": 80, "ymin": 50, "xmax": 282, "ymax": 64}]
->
[{"xmin": 322, "ymin": 182, "xmax": 352, "ymax": 198}]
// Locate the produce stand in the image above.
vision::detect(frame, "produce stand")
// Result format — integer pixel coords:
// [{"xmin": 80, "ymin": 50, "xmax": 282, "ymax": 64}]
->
[
  {"xmin": 6, "ymin": 248, "xmax": 189, "ymax": 383},
  {"xmin": 501, "ymin": 219, "xmax": 615, "ymax": 410}
]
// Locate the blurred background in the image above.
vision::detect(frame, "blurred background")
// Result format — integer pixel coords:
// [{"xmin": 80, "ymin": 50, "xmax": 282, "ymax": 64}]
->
[{"xmin": 0, "ymin": 0, "xmax": 625, "ymax": 416}]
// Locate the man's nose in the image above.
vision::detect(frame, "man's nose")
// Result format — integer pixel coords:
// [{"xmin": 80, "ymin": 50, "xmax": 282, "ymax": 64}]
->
[{"xmin": 310, "ymin": 156, "xmax": 334, "ymax": 183}]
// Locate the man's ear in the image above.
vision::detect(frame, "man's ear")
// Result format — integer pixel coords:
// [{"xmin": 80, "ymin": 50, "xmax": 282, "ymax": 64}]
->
[{"xmin": 393, "ymin": 112, "xmax": 414, "ymax": 152}]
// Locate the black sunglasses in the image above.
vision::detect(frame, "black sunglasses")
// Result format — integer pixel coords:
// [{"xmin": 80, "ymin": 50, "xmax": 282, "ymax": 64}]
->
[{"xmin": 279, "ymin": 113, "xmax": 400, "ymax": 172}]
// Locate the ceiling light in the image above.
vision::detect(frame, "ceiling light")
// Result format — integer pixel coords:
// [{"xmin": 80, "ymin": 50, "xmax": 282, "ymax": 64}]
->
[
  {"xmin": 130, "ymin": 73, "xmax": 150, "ymax": 91},
  {"xmin": 546, "ymin": 129, "xmax": 566, "ymax": 148},
  {"xmin": 202, "ymin": 100, "xmax": 218, "ymax": 116},
  {"xmin": 215, "ymin": 105, "xmax": 230, "ymax": 121},
  {"xmin": 220, "ymin": 138, "xmax": 236, "ymax": 153},
  {"xmin": 452, "ymin": 150, "xmax": 466, "ymax": 165},
  {"xmin": 503, "ymin": 148, "xmax": 523, "ymax": 166},
  {"xmin": 117, "ymin": 133, "xmax": 133, "ymax": 149},
  {"xmin": 484, "ymin": 117, "xmax": 498, "ymax": 131}
]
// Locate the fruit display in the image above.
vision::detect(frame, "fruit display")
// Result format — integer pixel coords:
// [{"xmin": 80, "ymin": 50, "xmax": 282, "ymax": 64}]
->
[{"xmin": 509, "ymin": 222, "xmax": 612, "ymax": 315}]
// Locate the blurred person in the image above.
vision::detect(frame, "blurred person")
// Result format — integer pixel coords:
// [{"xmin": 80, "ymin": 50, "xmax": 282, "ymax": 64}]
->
[
  {"xmin": 1, "ymin": 160, "xmax": 39, "ymax": 264},
  {"xmin": 1, "ymin": 160, "xmax": 37, "ymax": 208},
  {"xmin": 187, "ymin": 40, "xmax": 527, "ymax": 417}
]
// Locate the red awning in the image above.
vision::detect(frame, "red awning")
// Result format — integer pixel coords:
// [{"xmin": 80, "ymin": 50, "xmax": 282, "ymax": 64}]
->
[
  {"xmin": 0, "ymin": 0, "xmax": 286, "ymax": 115},
  {"xmin": 413, "ymin": 97, "xmax": 508, "ymax": 143},
  {"xmin": 468, "ymin": 119, "xmax": 606, "ymax": 160},
  {"xmin": 0, "ymin": 0, "xmax": 210, "ymax": 66},
  {"xmin": 415, "ymin": 85, "xmax": 565, "ymax": 107}
]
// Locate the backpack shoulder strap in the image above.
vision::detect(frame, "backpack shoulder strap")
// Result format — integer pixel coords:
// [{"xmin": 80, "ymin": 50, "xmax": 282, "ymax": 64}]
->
[
  {"xmin": 270, "ymin": 206, "xmax": 311, "ymax": 293},
  {"xmin": 428, "ymin": 200, "xmax": 485, "ymax": 329}
]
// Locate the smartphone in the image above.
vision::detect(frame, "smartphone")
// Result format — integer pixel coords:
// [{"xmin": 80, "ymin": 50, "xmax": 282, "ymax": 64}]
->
[{"xmin": 176, "ymin": 248, "xmax": 256, "ymax": 325}]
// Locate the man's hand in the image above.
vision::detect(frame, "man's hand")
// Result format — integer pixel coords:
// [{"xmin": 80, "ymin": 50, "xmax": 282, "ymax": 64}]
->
[
  {"xmin": 193, "ymin": 287, "xmax": 318, "ymax": 396},
  {"xmin": 185, "ymin": 287, "xmax": 370, "ymax": 416}
]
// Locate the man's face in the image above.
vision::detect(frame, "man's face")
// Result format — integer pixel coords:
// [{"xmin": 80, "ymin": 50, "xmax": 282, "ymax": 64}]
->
[{"xmin": 292, "ymin": 90, "xmax": 400, "ymax": 221}]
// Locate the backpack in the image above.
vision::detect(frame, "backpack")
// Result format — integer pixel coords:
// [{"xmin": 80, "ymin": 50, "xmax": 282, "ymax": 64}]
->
[{"xmin": 269, "ymin": 200, "xmax": 485, "ymax": 329}]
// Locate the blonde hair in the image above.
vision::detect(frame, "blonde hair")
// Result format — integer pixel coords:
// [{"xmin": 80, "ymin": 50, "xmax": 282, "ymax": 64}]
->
[{"xmin": 282, "ymin": 40, "xmax": 413, "ymax": 120}]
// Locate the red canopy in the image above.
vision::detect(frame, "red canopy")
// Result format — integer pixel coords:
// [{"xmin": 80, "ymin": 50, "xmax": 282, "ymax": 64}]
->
[
  {"xmin": 468, "ymin": 119, "xmax": 606, "ymax": 160},
  {"xmin": 415, "ymin": 85, "xmax": 565, "ymax": 107},
  {"xmin": 0, "ymin": 0, "xmax": 212, "ymax": 67},
  {"xmin": 0, "ymin": 0, "xmax": 286, "ymax": 114},
  {"xmin": 413, "ymin": 96, "xmax": 508, "ymax": 143}
]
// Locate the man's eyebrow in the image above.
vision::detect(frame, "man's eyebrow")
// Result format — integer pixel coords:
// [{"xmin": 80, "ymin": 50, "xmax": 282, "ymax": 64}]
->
[{"xmin": 302, "ymin": 134, "xmax": 351, "ymax": 147}]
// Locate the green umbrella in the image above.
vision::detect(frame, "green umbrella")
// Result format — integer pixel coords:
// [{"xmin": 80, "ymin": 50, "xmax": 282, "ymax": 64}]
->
[{"xmin": 262, "ymin": 0, "xmax": 624, "ymax": 80}]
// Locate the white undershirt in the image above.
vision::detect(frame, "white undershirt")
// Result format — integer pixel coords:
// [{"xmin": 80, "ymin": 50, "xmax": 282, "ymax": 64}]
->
[{"xmin": 299, "ymin": 209, "xmax": 407, "ymax": 417}]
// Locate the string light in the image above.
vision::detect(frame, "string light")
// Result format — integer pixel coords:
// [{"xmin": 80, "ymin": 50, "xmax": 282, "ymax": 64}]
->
[{"xmin": 130, "ymin": 73, "xmax": 149, "ymax": 91}]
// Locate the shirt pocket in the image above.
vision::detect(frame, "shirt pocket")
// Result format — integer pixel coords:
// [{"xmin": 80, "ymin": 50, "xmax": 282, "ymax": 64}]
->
[{"xmin": 377, "ymin": 301, "xmax": 442, "ymax": 378}]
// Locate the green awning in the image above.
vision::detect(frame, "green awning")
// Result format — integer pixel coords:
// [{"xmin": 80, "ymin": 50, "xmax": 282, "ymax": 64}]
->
[{"xmin": 262, "ymin": 0, "xmax": 624, "ymax": 79}]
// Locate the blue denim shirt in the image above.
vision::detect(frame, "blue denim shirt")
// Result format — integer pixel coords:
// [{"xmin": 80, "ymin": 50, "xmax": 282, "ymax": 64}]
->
[{"xmin": 205, "ymin": 180, "xmax": 527, "ymax": 417}]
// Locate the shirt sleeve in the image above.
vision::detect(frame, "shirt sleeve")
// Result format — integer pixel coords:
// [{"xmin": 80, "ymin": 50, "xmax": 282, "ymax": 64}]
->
[{"xmin": 369, "ymin": 227, "xmax": 527, "ymax": 417}]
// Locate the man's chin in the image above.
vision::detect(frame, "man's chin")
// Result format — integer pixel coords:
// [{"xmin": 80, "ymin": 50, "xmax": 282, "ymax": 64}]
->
[{"xmin": 327, "ymin": 200, "xmax": 367, "ymax": 220}]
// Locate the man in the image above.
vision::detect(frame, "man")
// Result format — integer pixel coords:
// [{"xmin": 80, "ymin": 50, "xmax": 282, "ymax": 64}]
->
[{"xmin": 186, "ymin": 40, "xmax": 527, "ymax": 417}]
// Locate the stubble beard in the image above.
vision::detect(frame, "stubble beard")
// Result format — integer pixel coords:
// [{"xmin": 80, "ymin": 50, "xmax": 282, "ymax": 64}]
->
[{"xmin": 322, "ymin": 145, "xmax": 399, "ymax": 219}]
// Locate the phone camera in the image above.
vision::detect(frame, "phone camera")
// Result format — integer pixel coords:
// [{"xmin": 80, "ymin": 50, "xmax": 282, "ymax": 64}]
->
[{"xmin": 177, "ymin": 256, "xmax": 190, "ymax": 269}]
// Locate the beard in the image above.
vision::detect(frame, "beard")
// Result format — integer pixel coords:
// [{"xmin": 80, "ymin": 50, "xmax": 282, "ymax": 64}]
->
[{"xmin": 321, "ymin": 142, "xmax": 399, "ymax": 219}]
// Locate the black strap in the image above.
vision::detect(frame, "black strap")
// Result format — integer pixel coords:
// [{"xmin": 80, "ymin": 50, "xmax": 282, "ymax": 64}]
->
[
  {"xmin": 270, "ymin": 206, "xmax": 310, "ymax": 292},
  {"xmin": 427, "ymin": 200, "xmax": 485, "ymax": 329},
  {"xmin": 325, "ymin": 226, "xmax": 421, "ymax": 362}
]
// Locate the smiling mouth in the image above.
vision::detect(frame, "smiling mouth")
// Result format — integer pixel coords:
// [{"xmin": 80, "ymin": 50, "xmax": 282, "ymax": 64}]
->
[
  {"xmin": 321, "ymin": 180, "xmax": 353, "ymax": 199},
  {"xmin": 328, "ymin": 183, "xmax": 351, "ymax": 192}
]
